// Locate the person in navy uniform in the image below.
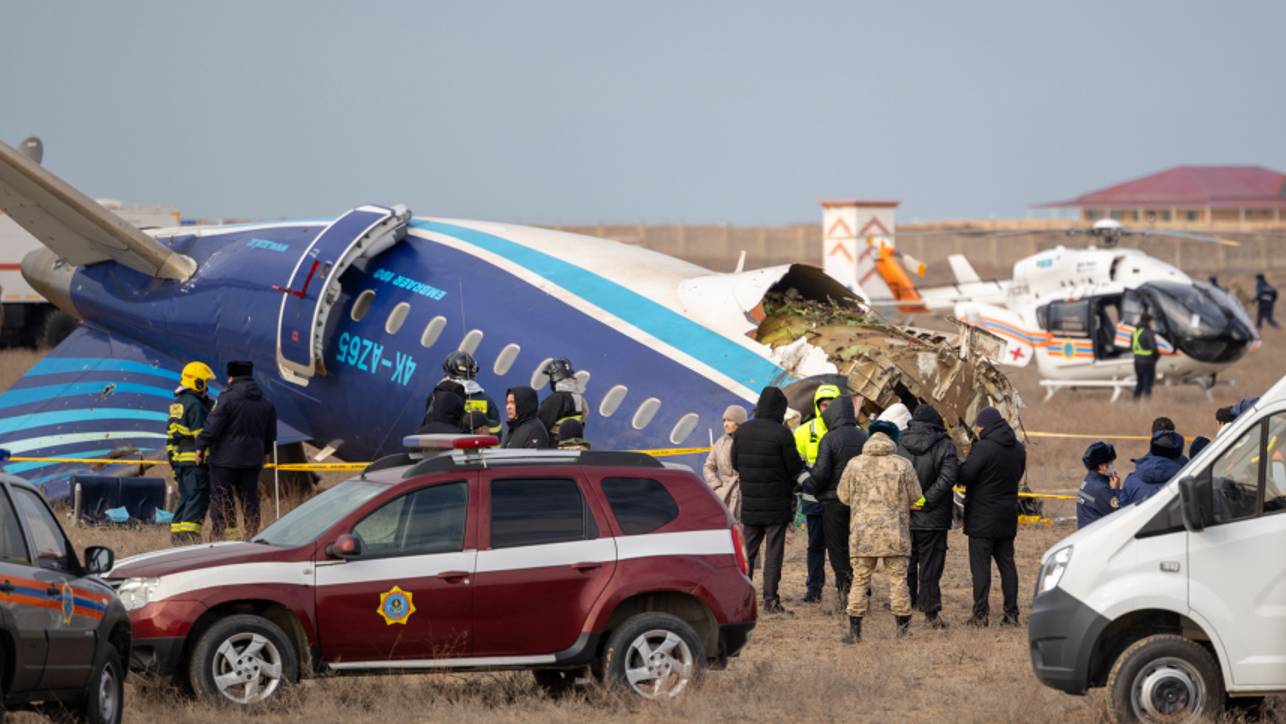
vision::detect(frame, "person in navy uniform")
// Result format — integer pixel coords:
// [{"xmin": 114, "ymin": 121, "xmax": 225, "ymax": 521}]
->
[
  {"xmin": 1077, "ymin": 441, "xmax": 1121, "ymax": 529},
  {"xmin": 1255, "ymin": 273, "xmax": 1278, "ymax": 329}
]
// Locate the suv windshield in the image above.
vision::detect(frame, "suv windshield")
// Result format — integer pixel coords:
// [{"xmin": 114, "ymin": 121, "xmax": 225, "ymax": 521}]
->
[{"xmin": 253, "ymin": 480, "xmax": 387, "ymax": 547}]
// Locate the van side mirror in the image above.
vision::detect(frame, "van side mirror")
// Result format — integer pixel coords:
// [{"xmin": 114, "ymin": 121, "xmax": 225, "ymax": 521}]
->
[
  {"xmin": 326, "ymin": 533, "xmax": 362, "ymax": 560},
  {"xmin": 84, "ymin": 546, "xmax": 115, "ymax": 575},
  {"xmin": 1178, "ymin": 476, "xmax": 1209, "ymax": 532}
]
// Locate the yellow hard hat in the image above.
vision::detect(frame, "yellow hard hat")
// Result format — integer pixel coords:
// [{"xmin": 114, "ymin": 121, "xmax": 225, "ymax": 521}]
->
[{"xmin": 180, "ymin": 361, "xmax": 216, "ymax": 392}]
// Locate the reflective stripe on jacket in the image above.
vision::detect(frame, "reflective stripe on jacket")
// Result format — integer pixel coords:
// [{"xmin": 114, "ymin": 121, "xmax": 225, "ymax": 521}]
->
[
  {"xmin": 167, "ymin": 388, "xmax": 211, "ymax": 466},
  {"xmin": 1131, "ymin": 327, "xmax": 1155, "ymax": 357}
]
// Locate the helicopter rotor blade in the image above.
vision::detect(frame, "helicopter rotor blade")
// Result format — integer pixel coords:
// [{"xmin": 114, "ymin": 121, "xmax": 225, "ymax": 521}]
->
[{"xmin": 1126, "ymin": 229, "xmax": 1241, "ymax": 247}]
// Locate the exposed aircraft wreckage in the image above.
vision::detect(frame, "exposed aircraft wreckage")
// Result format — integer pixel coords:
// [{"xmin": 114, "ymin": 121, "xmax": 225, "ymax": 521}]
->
[
  {"xmin": 752, "ymin": 288, "xmax": 1025, "ymax": 449},
  {"xmin": 746, "ymin": 284, "xmax": 1038, "ymax": 518}
]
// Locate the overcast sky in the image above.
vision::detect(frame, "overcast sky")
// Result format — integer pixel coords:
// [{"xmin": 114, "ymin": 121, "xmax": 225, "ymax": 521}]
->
[{"xmin": 3, "ymin": 1, "xmax": 1282, "ymax": 225}]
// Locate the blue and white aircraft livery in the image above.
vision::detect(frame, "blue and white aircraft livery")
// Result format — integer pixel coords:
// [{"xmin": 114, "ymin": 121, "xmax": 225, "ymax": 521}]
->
[{"xmin": 0, "ymin": 140, "xmax": 867, "ymax": 497}]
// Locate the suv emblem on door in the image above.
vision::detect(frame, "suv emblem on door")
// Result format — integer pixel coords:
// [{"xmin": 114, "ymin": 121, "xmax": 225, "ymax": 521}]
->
[
  {"xmin": 377, "ymin": 585, "xmax": 417, "ymax": 625},
  {"xmin": 60, "ymin": 582, "xmax": 75, "ymax": 625}
]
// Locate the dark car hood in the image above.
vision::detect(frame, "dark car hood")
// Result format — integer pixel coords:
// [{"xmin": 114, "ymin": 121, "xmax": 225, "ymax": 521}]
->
[{"xmin": 107, "ymin": 541, "xmax": 302, "ymax": 579}]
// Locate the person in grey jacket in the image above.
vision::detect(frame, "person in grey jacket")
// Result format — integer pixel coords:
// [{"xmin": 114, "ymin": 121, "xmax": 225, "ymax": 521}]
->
[{"xmin": 703, "ymin": 405, "xmax": 747, "ymax": 519}]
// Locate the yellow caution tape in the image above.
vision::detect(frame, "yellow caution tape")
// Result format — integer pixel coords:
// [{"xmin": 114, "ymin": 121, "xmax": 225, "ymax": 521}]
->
[
  {"xmin": 272, "ymin": 462, "xmax": 368, "ymax": 472},
  {"xmin": 2, "ymin": 454, "xmax": 1080, "ymax": 501},
  {"xmin": 628, "ymin": 447, "xmax": 712, "ymax": 457},
  {"xmin": 7, "ymin": 456, "xmax": 164, "ymax": 467},
  {"xmin": 1028, "ymin": 431, "xmax": 1197, "ymax": 443},
  {"xmin": 952, "ymin": 485, "xmax": 1077, "ymax": 501}
]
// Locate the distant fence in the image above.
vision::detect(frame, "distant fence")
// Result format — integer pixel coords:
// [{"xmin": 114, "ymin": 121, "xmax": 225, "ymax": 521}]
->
[{"xmin": 547, "ymin": 221, "xmax": 1286, "ymax": 286}]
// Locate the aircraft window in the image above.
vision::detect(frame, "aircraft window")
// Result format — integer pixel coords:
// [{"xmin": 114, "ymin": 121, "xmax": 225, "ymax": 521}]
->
[
  {"xmin": 385, "ymin": 302, "xmax": 410, "ymax": 335},
  {"xmin": 669, "ymin": 413, "xmax": 699, "ymax": 445},
  {"xmin": 1039, "ymin": 300, "xmax": 1090, "ymax": 337},
  {"xmin": 530, "ymin": 357, "xmax": 554, "ymax": 390},
  {"xmin": 632, "ymin": 398, "xmax": 661, "ymax": 430},
  {"xmin": 350, "ymin": 290, "xmax": 376, "ymax": 322},
  {"xmin": 459, "ymin": 329, "xmax": 484, "ymax": 355},
  {"xmin": 494, "ymin": 343, "xmax": 521, "ymax": 376},
  {"xmin": 575, "ymin": 370, "xmax": 591, "ymax": 388},
  {"xmin": 599, "ymin": 385, "xmax": 628, "ymax": 417},
  {"xmin": 420, "ymin": 316, "xmax": 447, "ymax": 348}
]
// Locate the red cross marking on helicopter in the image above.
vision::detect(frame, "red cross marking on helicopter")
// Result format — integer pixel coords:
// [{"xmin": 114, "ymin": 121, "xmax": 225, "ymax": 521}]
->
[{"xmin": 1010, "ymin": 346, "xmax": 1026, "ymax": 361}]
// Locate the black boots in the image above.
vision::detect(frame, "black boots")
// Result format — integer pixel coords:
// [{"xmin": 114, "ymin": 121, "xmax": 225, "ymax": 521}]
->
[
  {"xmin": 800, "ymin": 590, "xmax": 822, "ymax": 604},
  {"xmin": 895, "ymin": 615, "xmax": 912, "ymax": 639},
  {"xmin": 763, "ymin": 599, "xmax": 794, "ymax": 616},
  {"xmin": 840, "ymin": 616, "xmax": 862, "ymax": 644},
  {"xmin": 925, "ymin": 611, "xmax": 948, "ymax": 630}
]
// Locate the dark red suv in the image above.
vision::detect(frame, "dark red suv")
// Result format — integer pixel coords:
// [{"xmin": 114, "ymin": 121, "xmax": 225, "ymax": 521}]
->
[{"xmin": 107, "ymin": 440, "xmax": 755, "ymax": 706}]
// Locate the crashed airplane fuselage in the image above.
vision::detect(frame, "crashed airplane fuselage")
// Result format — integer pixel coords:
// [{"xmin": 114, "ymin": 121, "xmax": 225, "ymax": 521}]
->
[{"xmin": 0, "ymin": 142, "xmax": 1020, "ymax": 487}]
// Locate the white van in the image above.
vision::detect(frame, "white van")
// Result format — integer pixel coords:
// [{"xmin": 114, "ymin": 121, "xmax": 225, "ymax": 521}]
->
[{"xmin": 1029, "ymin": 373, "xmax": 1286, "ymax": 722}]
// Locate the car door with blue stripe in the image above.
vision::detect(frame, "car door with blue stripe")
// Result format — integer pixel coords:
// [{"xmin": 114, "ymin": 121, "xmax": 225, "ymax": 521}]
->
[
  {"xmin": 0, "ymin": 484, "xmax": 49, "ymax": 693},
  {"xmin": 9, "ymin": 486, "xmax": 97, "ymax": 691}
]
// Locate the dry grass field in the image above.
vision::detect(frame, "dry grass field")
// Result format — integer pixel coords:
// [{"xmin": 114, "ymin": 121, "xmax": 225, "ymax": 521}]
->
[{"xmin": 2, "ymin": 315, "xmax": 1284, "ymax": 723}]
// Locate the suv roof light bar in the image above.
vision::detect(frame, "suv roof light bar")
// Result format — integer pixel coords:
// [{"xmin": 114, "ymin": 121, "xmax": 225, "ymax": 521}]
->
[{"xmin": 403, "ymin": 434, "xmax": 500, "ymax": 450}]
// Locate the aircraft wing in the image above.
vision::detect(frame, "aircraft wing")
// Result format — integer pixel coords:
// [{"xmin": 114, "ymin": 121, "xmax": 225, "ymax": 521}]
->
[
  {"xmin": 913, "ymin": 280, "xmax": 1011, "ymax": 310},
  {"xmin": 0, "ymin": 141, "xmax": 195, "ymax": 280},
  {"xmin": 0, "ymin": 324, "xmax": 306, "ymax": 501}
]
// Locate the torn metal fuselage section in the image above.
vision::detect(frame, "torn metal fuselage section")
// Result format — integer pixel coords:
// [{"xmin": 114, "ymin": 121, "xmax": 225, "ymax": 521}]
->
[{"xmin": 752, "ymin": 289, "xmax": 1024, "ymax": 444}]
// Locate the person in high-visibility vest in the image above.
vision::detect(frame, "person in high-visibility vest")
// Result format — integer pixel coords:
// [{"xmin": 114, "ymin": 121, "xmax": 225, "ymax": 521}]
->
[
  {"xmin": 1131, "ymin": 314, "xmax": 1158, "ymax": 400},
  {"xmin": 794, "ymin": 384, "xmax": 841, "ymax": 603},
  {"xmin": 167, "ymin": 362, "xmax": 215, "ymax": 545}
]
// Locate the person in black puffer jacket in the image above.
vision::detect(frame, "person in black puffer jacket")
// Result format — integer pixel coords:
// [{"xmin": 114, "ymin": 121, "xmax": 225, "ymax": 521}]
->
[
  {"xmin": 417, "ymin": 383, "xmax": 467, "ymax": 434},
  {"xmin": 195, "ymin": 361, "xmax": 277, "ymax": 540},
  {"xmin": 897, "ymin": 404, "xmax": 960, "ymax": 627},
  {"xmin": 802, "ymin": 395, "xmax": 866, "ymax": 604},
  {"xmin": 731, "ymin": 386, "xmax": 804, "ymax": 613},
  {"xmin": 960, "ymin": 406, "xmax": 1026, "ymax": 627},
  {"xmin": 502, "ymin": 387, "xmax": 551, "ymax": 449}
]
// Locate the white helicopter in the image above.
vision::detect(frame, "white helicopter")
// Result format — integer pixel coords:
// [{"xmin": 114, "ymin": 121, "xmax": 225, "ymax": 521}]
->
[{"xmin": 896, "ymin": 219, "xmax": 1261, "ymax": 399}]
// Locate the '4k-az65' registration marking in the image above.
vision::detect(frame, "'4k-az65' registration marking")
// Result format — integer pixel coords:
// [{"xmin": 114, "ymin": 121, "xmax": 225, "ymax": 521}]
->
[{"xmin": 336, "ymin": 332, "xmax": 417, "ymax": 386}]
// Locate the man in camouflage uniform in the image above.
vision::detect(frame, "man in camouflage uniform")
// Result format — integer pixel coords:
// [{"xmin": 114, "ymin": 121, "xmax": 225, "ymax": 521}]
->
[
  {"xmin": 167, "ymin": 362, "xmax": 216, "ymax": 545},
  {"xmin": 836, "ymin": 420, "xmax": 921, "ymax": 643}
]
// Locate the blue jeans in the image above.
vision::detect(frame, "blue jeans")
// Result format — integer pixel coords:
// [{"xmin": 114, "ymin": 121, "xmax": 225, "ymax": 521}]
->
[{"xmin": 805, "ymin": 511, "xmax": 826, "ymax": 594}]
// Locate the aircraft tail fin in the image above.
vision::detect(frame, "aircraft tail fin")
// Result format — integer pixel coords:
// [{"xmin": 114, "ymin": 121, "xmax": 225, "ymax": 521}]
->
[
  {"xmin": 0, "ymin": 140, "xmax": 195, "ymax": 280},
  {"xmin": 0, "ymin": 325, "xmax": 308, "ymax": 500},
  {"xmin": 948, "ymin": 254, "xmax": 981, "ymax": 284}
]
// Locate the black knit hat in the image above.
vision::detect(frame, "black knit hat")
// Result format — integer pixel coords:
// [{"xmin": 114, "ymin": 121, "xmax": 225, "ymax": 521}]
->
[
  {"xmin": 227, "ymin": 360, "xmax": 253, "ymax": 378},
  {"xmin": 1082, "ymin": 441, "xmax": 1116, "ymax": 470},
  {"xmin": 974, "ymin": 406, "xmax": 1004, "ymax": 428}
]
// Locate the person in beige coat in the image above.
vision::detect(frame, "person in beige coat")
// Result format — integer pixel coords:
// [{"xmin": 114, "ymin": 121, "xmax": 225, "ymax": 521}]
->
[
  {"xmin": 703, "ymin": 405, "xmax": 748, "ymax": 519},
  {"xmin": 836, "ymin": 421, "xmax": 921, "ymax": 644}
]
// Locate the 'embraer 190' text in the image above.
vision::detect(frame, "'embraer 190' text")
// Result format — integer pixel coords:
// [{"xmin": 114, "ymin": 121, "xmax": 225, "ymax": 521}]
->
[{"xmin": 372, "ymin": 268, "xmax": 447, "ymax": 301}]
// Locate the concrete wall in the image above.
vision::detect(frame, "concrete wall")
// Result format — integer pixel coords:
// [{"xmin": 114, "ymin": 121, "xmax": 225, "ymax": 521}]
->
[{"xmin": 548, "ymin": 222, "xmax": 1286, "ymax": 286}]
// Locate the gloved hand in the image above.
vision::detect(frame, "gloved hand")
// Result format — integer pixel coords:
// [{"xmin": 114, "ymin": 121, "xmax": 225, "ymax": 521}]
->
[
  {"xmin": 801, "ymin": 477, "xmax": 818, "ymax": 496},
  {"xmin": 912, "ymin": 495, "xmax": 926, "ymax": 509}
]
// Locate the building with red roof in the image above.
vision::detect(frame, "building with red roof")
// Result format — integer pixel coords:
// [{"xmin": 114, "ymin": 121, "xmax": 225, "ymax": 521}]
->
[{"xmin": 1042, "ymin": 165, "xmax": 1286, "ymax": 225}]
